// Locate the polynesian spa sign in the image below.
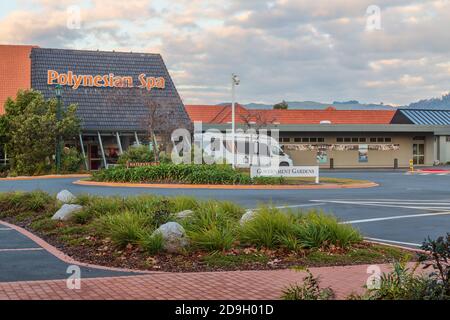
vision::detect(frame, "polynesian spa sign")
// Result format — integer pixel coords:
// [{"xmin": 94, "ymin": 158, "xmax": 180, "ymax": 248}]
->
[{"xmin": 47, "ymin": 70, "xmax": 166, "ymax": 91}]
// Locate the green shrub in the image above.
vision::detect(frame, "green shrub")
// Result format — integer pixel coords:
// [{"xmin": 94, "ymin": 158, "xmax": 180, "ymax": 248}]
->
[
  {"xmin": 182, "ymin": 200, "xmax": 240, "ymax": 251},
  {"xmin": 169, "ymin": 196, "xmax": 199, "ymax": 212},
  {"xmin": 61, "ymin": 147, "xmax": 83, "ymax": 173},
  {"xmin": 117, "ymin": 145, "xmax": 154, "ymax": 165},
  {"xmin": 240, "ymin": 208, "xmax": 362, "ymax": 250},
  {"xmin": 239, "ymin": 207, "xmax": 295, "ymax": 248},
  {"xmin": 96, "ymin": 211, "xmax": 152, "ymax": 247},
  {"xmin": 138, "ymin": 231, "xmax": 164, "ymax": 254},
  {"xmin": 92, "ymin": 163, "xmax": 287, "ymax": 185},
  {"xmin": 352, "ymin": 234, "xmax": 450, "ymax": 300},
  {"xmin": 0, "ymin": 164, "xmax": 9, "ymax": 178},
  {"xmin": 294, "ymin": 211, "xmax": 362, "ymax": 249},
  {"xmin": 282, "ymin": 269, "xmax": 335, "ymax": 300},
  {"xmin": 0, "ymin": 190, "xmax": 54, "ymax": 216}
]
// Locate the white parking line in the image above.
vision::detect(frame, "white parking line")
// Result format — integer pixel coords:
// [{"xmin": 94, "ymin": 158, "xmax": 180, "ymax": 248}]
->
[
  {"xmin": 273, "ymin": 203, "xmax": 325, "ymax": 209},
  {"xmin": 311, "ymin": 199, "xmax": 450, "ymax": 212},
  {"xmin": 341, "ymin": 211, "xmax": 450, "ymax": 224},
  {"xmin": 0, "ymin": 248, "xmax": 44, "ymax": 252},
  {"xmin": 365, "ymin": 237, "xmax": 421, "ymax": 247}
]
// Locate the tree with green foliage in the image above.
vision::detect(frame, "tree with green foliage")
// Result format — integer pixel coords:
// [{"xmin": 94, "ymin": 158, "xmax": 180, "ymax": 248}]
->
[
  {"xmin": 273, "ymin": 100, "xmax": 289, "ymax": 110},
  {"xmin": 1, "ymin": 89, "xmax": 80, "ymax": 175}
]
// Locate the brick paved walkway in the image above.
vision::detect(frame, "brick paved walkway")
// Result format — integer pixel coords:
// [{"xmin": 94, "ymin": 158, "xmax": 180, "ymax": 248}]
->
[{"xmin": 0, "ymin": 264, "xmax": 400, "ymax": 300}]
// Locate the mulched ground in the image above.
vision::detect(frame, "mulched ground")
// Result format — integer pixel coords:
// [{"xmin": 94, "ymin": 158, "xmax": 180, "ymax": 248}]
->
[{"xmin": 4, "ymin": 216, "xmax": 416, "ymax": 273}]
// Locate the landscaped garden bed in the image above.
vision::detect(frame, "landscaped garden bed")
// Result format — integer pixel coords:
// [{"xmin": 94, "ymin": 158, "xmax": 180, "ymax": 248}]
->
[
  {"xmin": 0, "ymin": 191, "xmax": 414, "ymax": 272},
  {"xmin": 91, "ymin": 163, "xmax": 371, "ymax": 186}
]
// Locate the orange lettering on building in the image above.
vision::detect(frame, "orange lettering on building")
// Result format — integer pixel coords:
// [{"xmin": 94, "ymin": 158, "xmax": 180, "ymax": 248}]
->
[{"xmin": 47, "ymin": 70, "xmax": 165, "ymax": 90}]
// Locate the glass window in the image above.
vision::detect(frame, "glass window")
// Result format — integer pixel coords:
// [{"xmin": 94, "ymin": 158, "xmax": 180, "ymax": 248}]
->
[
  {"xmin": 210, "ymin": 138, "xmax": 221, "ymax": 151},
  {"xmin": 359, "ymin": 138, "xmax": 366, "ymax": 142},
  {"xmin": 318, "ymin": 138, "xmax": 325, "ymax": 142},
  {"xmin": 352, "ymin": 138, "xmax": 359, "ymax": 142},
  {"xmin": 302, "ymin": 137, "xmax": 309, "ymax": 142},
  {"xmin": 446, "ymin": 136, "xmax": 450, "ymax": 142},
  {"xmin": 385, "ymin": 137, "xmax": 392, "ymax": 142},
  {"xmin": 294, "ymin": 138, "xmax": 302, "ymax": 142},
  {"xmin": 377, "ymin": 137, "xmax": 384, "ymax": 142},
  {"xmin": 337, "ymin": 137, "xmax": 343, "ymax": 142},
  {"xmin": 344, "ymin": 137, "xmax": 351, "ymax": 142},
  {"xmin": 370, "ymin": 138, "xmax": 377, "ymax": 142},
  {"xmin": 310, "ymin": 137, "xmax": 317, "ymax": 142}
]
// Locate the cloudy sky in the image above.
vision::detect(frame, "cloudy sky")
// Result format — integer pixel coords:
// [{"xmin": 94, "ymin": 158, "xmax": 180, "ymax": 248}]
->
[{"xmin": 0, "ymin": 0, "xmax": 449, "ymax": 105}]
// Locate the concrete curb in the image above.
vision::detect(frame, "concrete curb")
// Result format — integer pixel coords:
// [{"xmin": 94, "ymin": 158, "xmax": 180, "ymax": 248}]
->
[
  {"xmin": 73, "ymin": 179, "xmax": 379, "ymax": 190},
  {"xmin": 0, "ymin": 220, "xmax": 157, "ymax": 275}
]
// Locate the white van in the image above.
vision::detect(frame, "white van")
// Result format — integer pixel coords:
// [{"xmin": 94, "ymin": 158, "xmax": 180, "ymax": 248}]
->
[{"xmin": 197, "ymin": 132, "xmax": 293, "ymax": 168}]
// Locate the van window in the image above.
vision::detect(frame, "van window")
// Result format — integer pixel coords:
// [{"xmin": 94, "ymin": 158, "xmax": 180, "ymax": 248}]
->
[
  {"xmin": 272, "ymin": 145, "xmax": 285, "ymax": 156},
  {"xmin": 210, "ymin": 138, "xmax": 221, "ymax": 151},
  {"xmin": 236, "ymin": 139, "xmax": 251, "ymax": 155},
  {"xmin": 223, "ymin": 140, "xmax": 236, "ymax": 153}
]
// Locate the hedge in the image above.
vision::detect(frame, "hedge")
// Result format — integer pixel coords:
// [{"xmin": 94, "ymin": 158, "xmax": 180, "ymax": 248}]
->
[{"xmin": 92, "ymin": 164, "xmax": 285, "ymax": 185}]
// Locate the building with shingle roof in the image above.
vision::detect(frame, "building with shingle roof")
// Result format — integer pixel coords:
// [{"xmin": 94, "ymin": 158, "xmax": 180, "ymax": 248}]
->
[{"xmin": 1, "ymin": 44, "xmax": 449, "ymax": 169}]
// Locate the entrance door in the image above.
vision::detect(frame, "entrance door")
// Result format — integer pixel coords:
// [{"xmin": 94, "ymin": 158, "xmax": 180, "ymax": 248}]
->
[{"xmin": 413, "ymin": 143, "xmax": 425, "ymax": 165}]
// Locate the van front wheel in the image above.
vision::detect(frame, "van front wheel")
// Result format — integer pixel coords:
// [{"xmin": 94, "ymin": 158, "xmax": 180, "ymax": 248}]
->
[{"xmin": 280, "ymin": 162, "xmax": 290, "ymax": 167}]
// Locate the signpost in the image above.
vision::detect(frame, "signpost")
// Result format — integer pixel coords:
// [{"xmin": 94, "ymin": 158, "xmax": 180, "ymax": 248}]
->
[{"xmin": 250, "ymin": 166, "xmax": 320, "ymax": 184}]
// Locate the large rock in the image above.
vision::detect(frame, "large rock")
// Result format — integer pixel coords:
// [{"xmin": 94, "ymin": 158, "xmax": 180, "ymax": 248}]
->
[
  {"xmin": 56, "ymin": 190, "xmax": 77, "ymax": 204},
  {"xmin": 176, "ymin": 210, "xmax": 194, "ymax": 219},
  {"xmin": 52, "ymin": 204, "xmax": 83, "ymax": 221},
  {"xmin": 152, "ymin": 222, "xmax": 188, "ymax": 253},
  {"xmin": 240, "ymin": 210, "xmax": 257, "ymax": 225}
]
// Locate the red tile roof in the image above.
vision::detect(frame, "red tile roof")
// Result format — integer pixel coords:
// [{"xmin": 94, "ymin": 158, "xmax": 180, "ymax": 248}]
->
[
  {"xmin": 0, "ymin": 45, "xmax": 37, "ymax": 115},
  {"xmin": 185, "ymin": 104, "xmax": 396, "ymax": 125}
]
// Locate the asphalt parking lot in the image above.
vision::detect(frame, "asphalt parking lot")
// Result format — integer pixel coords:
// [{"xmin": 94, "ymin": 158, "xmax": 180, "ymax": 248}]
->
[
  {"xmin": 0, "ymin": 221, "xmax": 137, "ymax": 282},
  {"xmin": 0, "ymin": 170, "xmax": 449, "ymax": 249}
]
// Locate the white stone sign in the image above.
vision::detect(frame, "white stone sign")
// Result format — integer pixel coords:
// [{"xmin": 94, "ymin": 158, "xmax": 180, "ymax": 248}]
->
[{"xmin": 250, "ymin": 166, "xmax": 319, "ymax": 183}]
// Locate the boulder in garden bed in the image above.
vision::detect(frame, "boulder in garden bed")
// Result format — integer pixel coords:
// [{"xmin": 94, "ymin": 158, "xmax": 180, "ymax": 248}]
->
[
  {"xmin": 152, "ymin": 222, "xmax": 188, "ymax": 253},
  {"xmin": 56, "ymin": 190, "xmax": 77, "ymax": 203},
  {"xmin": 240, "ymin": 210, "xmax": 257, "ymax": 225},
  {"xmin": 52, "ymin": 204, "xmax": 83, "ymax": 221},
  {"xmin": 176, "ymin": 210, "xmax": 194, "ymax": 219}
]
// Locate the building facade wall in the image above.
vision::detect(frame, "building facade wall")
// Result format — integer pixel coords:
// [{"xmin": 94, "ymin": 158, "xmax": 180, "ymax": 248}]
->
[
  {"xmin": 0, "ymin": 45, "xmax": 35, "ymax": 114},
  {"xmin": 282, "ymin": 133, "xmax": 435, "ymax": 168}
]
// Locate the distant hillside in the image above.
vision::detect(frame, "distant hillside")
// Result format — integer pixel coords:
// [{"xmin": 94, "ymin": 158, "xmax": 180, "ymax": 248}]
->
[
  {"xmin": 217, "ymin": 92, "xmax": 450, "ymax": 110},
  {"xmin": 407, "ymin": 93, "xmax": 450, "ymax": 109},
  {"xmin": 221, "ymin": 101, "xmax": 396, "ymax": 110}
]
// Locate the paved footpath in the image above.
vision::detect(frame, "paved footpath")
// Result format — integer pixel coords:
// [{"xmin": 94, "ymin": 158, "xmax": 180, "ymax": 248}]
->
[
  {"xmin": 0, "ymin": 264, "xmax": 401, "ymax": 300},
  {"xmin": 0, "ymin": 219, "xmax": 415, "ymax": 300}
]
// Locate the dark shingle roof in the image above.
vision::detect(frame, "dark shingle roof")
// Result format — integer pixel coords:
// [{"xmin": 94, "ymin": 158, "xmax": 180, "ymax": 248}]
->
[
  {"xmin": 394, "ymin": 109, "xmax": 450, "ymax": 125},
  {"xmin": 30, "ymin": 48, "xmax": 191, "ymax": 131}
]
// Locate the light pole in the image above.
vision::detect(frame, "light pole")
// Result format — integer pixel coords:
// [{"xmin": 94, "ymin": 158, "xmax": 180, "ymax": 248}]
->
[
  {"xmin": 231, "ymin": 73, "xmax": 240, "ymax": 168},
  {"xmin": 55, "ymin": 84, "xmax": 63, "ymax": 174}
]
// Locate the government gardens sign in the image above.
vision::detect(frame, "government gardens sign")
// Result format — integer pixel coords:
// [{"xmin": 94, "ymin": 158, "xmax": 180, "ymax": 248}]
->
[{"xmin": 250, "ymin": 166, "xmax": 320, "ymax": 183}]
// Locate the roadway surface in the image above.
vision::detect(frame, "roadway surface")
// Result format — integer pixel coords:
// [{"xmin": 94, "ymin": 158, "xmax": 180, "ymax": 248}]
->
[{"xmin": 0, "ymin": 170, "xmax": 449, "ymax": 282}]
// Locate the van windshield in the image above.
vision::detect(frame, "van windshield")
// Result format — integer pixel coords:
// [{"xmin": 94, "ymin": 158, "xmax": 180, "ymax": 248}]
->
[{"xmin": 272, "ymin": 145, "xmax": 285, "ymax": 156}]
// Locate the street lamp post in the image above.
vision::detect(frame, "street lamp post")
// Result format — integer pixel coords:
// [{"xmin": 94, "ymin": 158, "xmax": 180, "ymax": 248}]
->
[
  {"xmin": 55, "ymin": 84, "xmax": 63, "ymax": 174},
  {"xmin": 231, "ymin": 74, "xmax": 240, "ymax": 169}
]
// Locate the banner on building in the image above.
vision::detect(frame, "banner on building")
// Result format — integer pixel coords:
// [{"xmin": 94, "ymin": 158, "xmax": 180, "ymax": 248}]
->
[{"xmin": 358, "ymin": 144, "xmax": 369, "ymax": 162}]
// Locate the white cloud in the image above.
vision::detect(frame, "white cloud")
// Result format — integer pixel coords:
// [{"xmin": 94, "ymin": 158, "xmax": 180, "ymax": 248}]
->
[{"xmin": 0, "ymin": 0, "xmax": 449, "ymax": 105}]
